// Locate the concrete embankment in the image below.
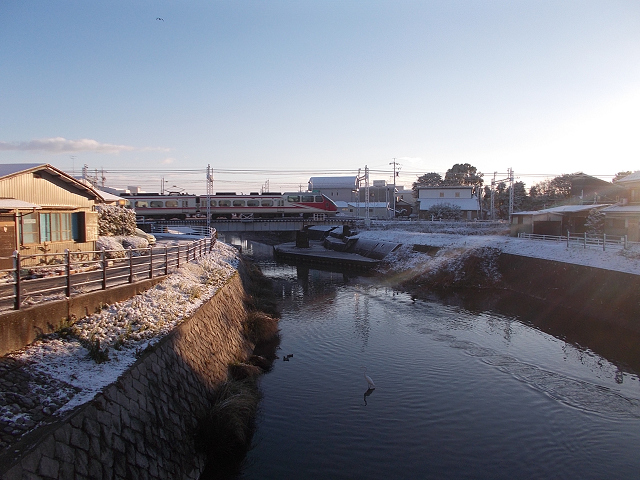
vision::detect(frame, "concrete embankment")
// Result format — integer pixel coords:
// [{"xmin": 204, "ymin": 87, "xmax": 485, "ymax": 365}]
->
[{"xmin": 0, "ymin": 269, "xmax": 254, "ymax": 480}]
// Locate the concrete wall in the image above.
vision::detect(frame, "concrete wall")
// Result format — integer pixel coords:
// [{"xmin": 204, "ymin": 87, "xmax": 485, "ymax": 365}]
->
[
  {"xmin": 0, "ymin": 272, "xmax": 252, "ymax": 479},
  {"xmin": 0, "ymin": 277, "xmax": 166, "ymax": 357}
]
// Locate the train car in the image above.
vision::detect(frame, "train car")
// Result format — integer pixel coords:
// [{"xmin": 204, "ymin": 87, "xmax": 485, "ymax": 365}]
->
[{"xmin": 122, "ymin": 192, "xmax": 338, "ymax": 220}]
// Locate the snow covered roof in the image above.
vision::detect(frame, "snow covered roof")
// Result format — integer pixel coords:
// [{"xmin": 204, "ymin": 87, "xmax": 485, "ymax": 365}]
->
[
  {"xmin": 615, "ymin": 171, "xmax": 640, "ymax": 185},
  {"xmin": 94, "ymin": 188, "xmax": 124, "ymax": 203},
  {"xmin": 513, "ymin": 204, "xmax": 608, "ymax": 216},
  {"xmin": 601, "ymin": 204, "xmax": 640, "ymax": 214},
  {"xmin": 418, "ymin": 198, "xmax": 479, "ymax": 211},
  {"xmin": 334, "ymin": 201, "xmax": 349, "ymax": 208},
  {"xmin": 308, "ymin": 176, "xmax": 358, "ymax": 189},
  {"xmin": 0, "ymin": 198, "xmax": 41, "ymax": 210},
  {"xmin": 347, "ymin": 202, "xmax": 389, "ymax": 208}
]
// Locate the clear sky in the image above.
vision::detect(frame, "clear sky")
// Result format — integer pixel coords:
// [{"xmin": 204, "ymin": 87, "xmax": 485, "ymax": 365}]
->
[{"xmin": 1, "ymin": 1, "xmax": 639, "ymax": 194}]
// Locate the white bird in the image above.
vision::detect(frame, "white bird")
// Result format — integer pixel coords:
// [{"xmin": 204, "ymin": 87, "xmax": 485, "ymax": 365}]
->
[{"xmin": 362, "ymin": 366, "xmax": 376, "ymax": 389}]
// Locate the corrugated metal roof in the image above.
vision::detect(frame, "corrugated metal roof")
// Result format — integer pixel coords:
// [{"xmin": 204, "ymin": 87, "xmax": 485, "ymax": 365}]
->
[
  {"xmin": 0, "ymin": 163, "xmax": 43, "ymax": 178},
  {"xmin": 418, "ymin": 198, "xmax": 479, "ymax": 211}
]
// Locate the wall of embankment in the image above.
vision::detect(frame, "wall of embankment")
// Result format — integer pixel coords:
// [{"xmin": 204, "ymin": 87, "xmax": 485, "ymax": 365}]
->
[
  {"xmin": 497, "ymin": 253, "xmax": 640, "ymax": 334},
  {"xmin": 0, "ymin": 269, "xmax": 253, "ymax": 479}
]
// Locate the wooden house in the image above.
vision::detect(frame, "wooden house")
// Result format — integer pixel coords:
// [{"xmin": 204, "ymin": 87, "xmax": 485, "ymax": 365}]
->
[
  {"xmin": 602, "ymin": 171, "xmax": 640, "ymax": 241},
  {"xmin": 0, "ymin": 163, "xmax": 104, "ymax": 267}
]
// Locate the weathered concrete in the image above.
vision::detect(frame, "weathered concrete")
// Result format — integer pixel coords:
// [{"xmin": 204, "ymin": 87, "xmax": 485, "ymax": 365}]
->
[
  {"xmin": 0, "ymin": 272, "xmax": 252, "ymax": 480},
  {"xmin": 497, "ymin": 253, "xmax": 640, "ymax": 333},
  {"xmin": 0, "ymin": 277, "xmax": 166, "ymax": 356}
]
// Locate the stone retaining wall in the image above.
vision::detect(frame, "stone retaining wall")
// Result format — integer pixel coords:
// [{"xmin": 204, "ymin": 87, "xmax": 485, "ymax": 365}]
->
[{"xmin": 0, "ymin": 271, "xmax": 252, "ymax": 479}]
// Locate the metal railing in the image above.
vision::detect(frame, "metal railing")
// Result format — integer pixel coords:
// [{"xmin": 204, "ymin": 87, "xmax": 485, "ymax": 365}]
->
[
  {"xmin": 517, "ymin": 232, "xmax": 635, "ymax": 251},
  {"xmin": 0, "ymin": 236, "xmax": 216, "ymax": 311}
]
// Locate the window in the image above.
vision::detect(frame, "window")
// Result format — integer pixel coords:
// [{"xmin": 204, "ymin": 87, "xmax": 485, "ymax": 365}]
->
[
  {"xmin": 302, "ymin": 195, "xmax": 314, "ymax": 202},
  {"xmin": 247, "ymin": 200, "xmax": 259, "ymax": 206},
  {"xmin": 209, "ymin": 200, "xmax": 217, "ymax": 207},
  {"xmin": 261, "ymin": 200, "xmax": 273, "ymax": 207},
  {"xmin": 135, "ymin": 201, "xmax": 149, "ymax": 208},
  {"xmin": 219, "ymin": 200, "xmax": 231, "ymax": 207},
  {"xmin": 181, "ymin": 200, "xmax": 189, "ymax": 207},
  {"xmin": 315, "ymin": 196, "xmax": 323, "ymax": 202},
  {"xmin": 287, "ymin": 195, "xmax": 300, "ymax": 202},
  {"xmin": 19, "ymin": 213, "xmax": 39, "ymax": 244},
  {"xmin": 439, "ymin": 192, "xmax": 444, "ymax": 197},
  {"xmin": 27, "ymin": 213, "xmax": 73, "ymax": 243},
  {"xmin": 150, "ymin": 201, "xmax": 164, "ymax": 207},
  {"xmin": 455, "ymin": 192, "xmax": 460, "ymax": 198},
  {"xmin": 165, "ymin": 200, "xmax": 179, "ymax": 208},
  {"xmin": 233, "ymin": 200, "xmax": 245, "ymax": 207}
]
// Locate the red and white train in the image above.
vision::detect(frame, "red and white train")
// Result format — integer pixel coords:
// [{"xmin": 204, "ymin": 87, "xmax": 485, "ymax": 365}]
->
[{"xmin": 122, "ymin": 192, "xmax": 338, "ymax": 220}]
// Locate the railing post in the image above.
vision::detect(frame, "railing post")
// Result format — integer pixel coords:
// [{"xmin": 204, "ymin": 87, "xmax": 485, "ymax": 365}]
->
[
  {"xmin": 129, "ymin": 247, "xmax": 134, "ymax": 283},
  {"xmin": 625, "ymin": 235, "xmax": 628, "ymax": 249},
  {"xmin": 177, "ymin": 245, "xmax": 180, "ymax": 268},
  {"xmin": 584, "ymin": 232, "xmax": 587, "ymax": 249},
  {"xmin": 149, "ymin": 246, "xmax": 154, "ymax": 279},
  {"xmin": 65, "ymin": 249, "xmax": 71, "ymax": 297},
  {"xmin": 165, "ymin": 245, "xmax": 169, "ymax": 275},
  {"xmin": 603, "ymin": 233, "xmax": 606, "ymax": 251},
  {"xmin": 101, "ymin": 249, "xmax": 107, "ymax": 289},
  {"xmin": 13, "ymin": 250, "xmax": 20, "ymax": 310},
  {"xmin": 567, "ymin": 230, "xmax": 570, "ymax": 248}
]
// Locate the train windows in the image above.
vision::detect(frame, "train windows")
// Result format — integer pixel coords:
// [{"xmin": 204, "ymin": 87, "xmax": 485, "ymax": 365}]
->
[
  {"xmin": 165, "ymin": 200, "xmax": 179, "ymax": 208},
  {"xmin": 135, "ymin": 201, "xmax": 149, "ymax": 208},
  {"xmin": 233, "ymin": 200, "xmax": 245, "ymax": 207},
  {"xmin": 278, "ymin": 200, "xmax": 284, "ymax": 206},
  {"xmin": 315, "ymin": 196, "xmax": 323, "ymax": 202},
  {"xmin": 182, "ymin": 201, "xmax": 189, "ymax": 207},
  {"xmin": 287, "ymin": 195, "xmax": 300, "ymax": 202},
  {"xmin": 219, "ymin": 200, "xmax": 231, "ymax": 207},
  {"xmin": 301, "ymin": 195, "xmax": 314, "ymax": 202},
  {"xmin": 247, "ymin": 200, "xmax": 259, "ymax": 207},
  {"xmin": 150, "ymin": 201, "xmax": 164, "ymax": 208},
  {"xmin": 209, "ymin": 200, "xmax": 217, "ymax": 207},
  {"xmin": 261, "ymin": 200, "xmax": 273, "ymax": 207}
]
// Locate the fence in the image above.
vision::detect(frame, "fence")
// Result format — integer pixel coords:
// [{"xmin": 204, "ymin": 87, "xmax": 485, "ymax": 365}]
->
[
  {"xmin": 0, "ymin": 236, "xmax": 216, "ymax": 311},
  {"xmin": 517, "ymin": 232, "xmax": 637, "ymax": 251}
]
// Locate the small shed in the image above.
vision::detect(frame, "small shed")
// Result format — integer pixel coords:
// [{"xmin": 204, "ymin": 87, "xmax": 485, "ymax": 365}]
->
[
  {"xmin": 510, "ymin": 204, "xmax": 608, "ymax": 237},
  {"xmin": 0, "ymin": 163, "xmax": 104, "ymax": 267}
]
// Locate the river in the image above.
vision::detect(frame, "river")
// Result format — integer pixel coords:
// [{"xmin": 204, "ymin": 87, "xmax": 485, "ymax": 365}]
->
[{"xmin": 226, "ymin": 236, "xmax": 640, "ymax": 480}]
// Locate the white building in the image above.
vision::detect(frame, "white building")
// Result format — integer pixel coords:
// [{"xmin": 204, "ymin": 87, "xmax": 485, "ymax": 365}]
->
[
  {"xmin": 308, "ymin": 177, "xmax": 359, "ymax": 202},
  {"xmin": 417, "ymin": 186, "xmax": 480, "ymax": 220}
]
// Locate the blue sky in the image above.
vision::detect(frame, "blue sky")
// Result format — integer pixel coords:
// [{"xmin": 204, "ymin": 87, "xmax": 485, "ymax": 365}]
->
[{"xmin": 1, "ymin": 1, "xmax": 639, "ymax": 194}]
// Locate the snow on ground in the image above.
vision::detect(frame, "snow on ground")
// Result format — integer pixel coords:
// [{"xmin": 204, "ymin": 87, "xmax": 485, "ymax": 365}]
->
[
  {"xmin": 7, "ymin": 241, "xmax": 240, "ymax": 415},
  {"xmin": 355, "ymin": 229, "xmax": 640, "ymax": 277}
]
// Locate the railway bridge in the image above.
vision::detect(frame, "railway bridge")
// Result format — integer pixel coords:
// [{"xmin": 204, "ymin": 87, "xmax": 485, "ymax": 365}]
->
[{"xmin": 145, "ymin": 217, "xmax": 357, "ymax": 233}]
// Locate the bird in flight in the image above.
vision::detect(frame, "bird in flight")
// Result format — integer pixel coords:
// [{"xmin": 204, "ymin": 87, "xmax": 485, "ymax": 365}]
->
[{"xmin": 156, "ymin": 17, "xmax": 164, "ymax": 21}]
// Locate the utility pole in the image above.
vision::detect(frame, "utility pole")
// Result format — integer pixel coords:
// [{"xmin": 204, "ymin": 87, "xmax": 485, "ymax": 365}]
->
[
  {"xmin": 389, "ymin": 158, "xmax": 399, "ymax": 219},
  {"xmin": 206, "ymin": 165, "xmax": 213, "ymax": 233},
  {"xmin": 364, "ymin": 165, "xmax": 370, "ymax": 226}
]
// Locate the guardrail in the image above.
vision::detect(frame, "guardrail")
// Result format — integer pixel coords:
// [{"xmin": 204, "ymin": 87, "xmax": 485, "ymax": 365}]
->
[
  {"xmin": 517, "ymin": 232, "xmax": 635, "ymax": 251},
  {"xmin": 0, "ymin": 236, "xmax": 215, "ymax": 311}
]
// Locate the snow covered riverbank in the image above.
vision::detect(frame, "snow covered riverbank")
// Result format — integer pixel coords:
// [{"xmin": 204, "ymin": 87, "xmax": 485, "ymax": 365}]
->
[
  {"xmin": 354, "ymin": 230, "xmax": 640, "ymax": 277},
  {"xmin": 1, "ymin": 242, "xmax": 240, "ymax": 436}
]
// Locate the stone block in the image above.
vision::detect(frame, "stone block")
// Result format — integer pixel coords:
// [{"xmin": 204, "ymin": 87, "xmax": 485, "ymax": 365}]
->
[
  {"xmin": 70, "ymin": 427, "xmax": 90, "ymax": 450},
  {"xmin": 88, "ymin": 458, "xmax": 103, "ymax": 480},
  {"xmin": 59, "ymin": 461, "xmax": 75, "ymax": 479},
  {"xmin": 74, "ymin": 449, "xmax": 89, "ymax": 476},
  {"xmin": 83, "ymin": 416, "xmax": 101, "ymax": 438},
  {"xmin": 55, "ymin": 441, "xmax": 75, "ymax": 464},
  {"xmin": 53, "ymin": 424, "xmax": 72, "ymax": 444},
  {"xmin": 20, "ymin": 453, "xmax": 40, "ymax": 473}
]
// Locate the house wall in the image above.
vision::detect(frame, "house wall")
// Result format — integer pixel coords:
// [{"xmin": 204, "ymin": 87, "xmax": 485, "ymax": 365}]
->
[
  {"xmin": 418, "ymin": 187, "xmax": 473, "ymax": 199},
  {"xmin": 0, "ymin": 170, "xmax": 100, "ymax": 266},
  {"xmin": 0, "ymin": 171, "xmax": 96, "ymax": 209}
]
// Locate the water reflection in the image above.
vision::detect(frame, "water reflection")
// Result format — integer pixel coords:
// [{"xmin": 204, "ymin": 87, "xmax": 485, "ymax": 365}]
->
[{"xmin": 363, "ymin": 388, "xmax": 374, "ymax": 406}]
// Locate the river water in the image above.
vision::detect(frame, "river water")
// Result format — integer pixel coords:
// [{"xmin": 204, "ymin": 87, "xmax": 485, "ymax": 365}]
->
[{"xmin": 228, "ymin": 237, "xmax": 640, "ymax": 480}]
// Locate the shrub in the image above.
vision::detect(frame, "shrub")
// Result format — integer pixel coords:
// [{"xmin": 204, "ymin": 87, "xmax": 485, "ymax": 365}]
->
[
  {"xmin": 195, "ymin": 380, "xmax": 261, "ymax": 472},
  {"xmin": 96, "ymin": 204, "xmax": 136, "ymax": 236}
]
